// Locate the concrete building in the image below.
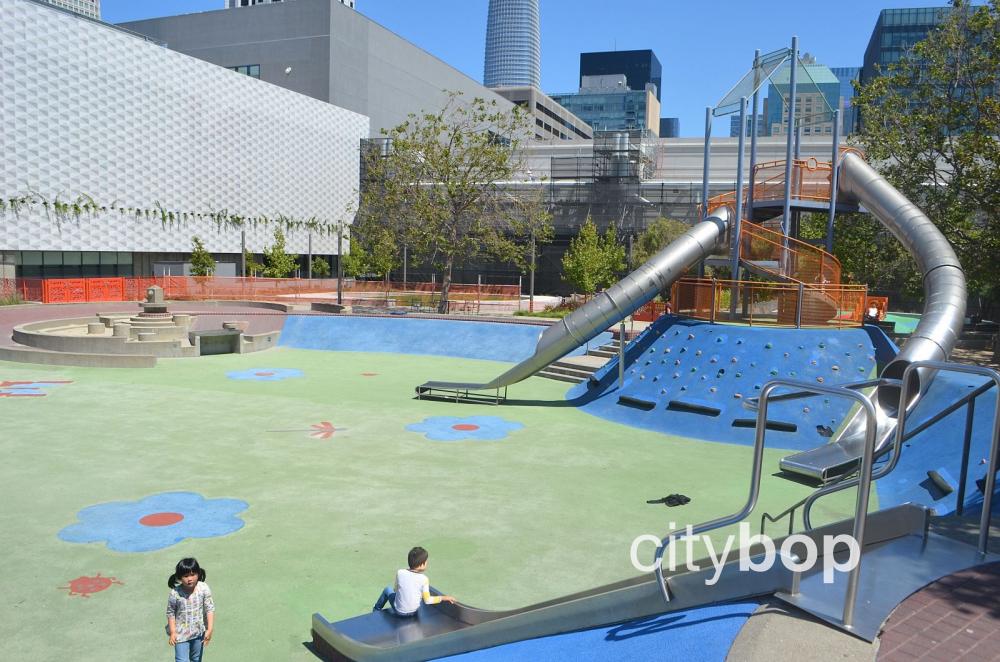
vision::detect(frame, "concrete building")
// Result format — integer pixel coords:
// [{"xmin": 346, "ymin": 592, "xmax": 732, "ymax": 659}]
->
[
  {"xmin": 483, "ymin": 0, "xmax": 540, "ymax": 88},
  {"xmin": 490, "ymin": 87, "xmax": 592, "ymax": 142},
  {"xmin": 42, "ymin": 0, "xmax": 99, "ymax": 19},
  {"xmin": 121, "ymin": 0, "xmax": 514, "ymax": 138},
  {"xmin": 2, "ymin": 0, "xmax": 367, "ymax": 280},
  {"xmin": 551, "ymin": 75, "xmax": 661, "ymax": 137}
]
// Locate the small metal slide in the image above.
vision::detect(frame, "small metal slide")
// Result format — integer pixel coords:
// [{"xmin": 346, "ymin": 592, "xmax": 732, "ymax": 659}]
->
[
  {"xmin": 779, "ymin": 152, "xmax": 967, "ymax": 482},
  {"xmin": 416, "ymin": 208, "xmax": 732, "ymax": 397}
]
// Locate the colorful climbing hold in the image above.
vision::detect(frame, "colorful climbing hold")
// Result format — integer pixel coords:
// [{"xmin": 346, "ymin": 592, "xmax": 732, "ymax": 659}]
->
[
  {"xmin": 816, "ymin": 376, "xmax": 825, "ymax": 383},
  {"xmin": 765, "ymin": 342, "xmax": 773, "ymax": 349}
]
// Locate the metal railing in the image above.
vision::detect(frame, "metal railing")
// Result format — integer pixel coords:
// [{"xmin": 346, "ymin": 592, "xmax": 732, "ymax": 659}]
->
[
  {"xmin": 653, "ymin": 379, "xmax": 878, "ymax": 633},
  {"xmin": 794, "ymin": 362, "xmax": 1000, "ymax": 555}
]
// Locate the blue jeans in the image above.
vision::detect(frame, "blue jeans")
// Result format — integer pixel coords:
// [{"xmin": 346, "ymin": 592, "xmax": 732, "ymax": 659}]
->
[
  {"xmin": 373, "ymin": 586, "xmax": 417, "ymax": 617},
  {"xmin": 174, "ymin": 635, "xmax": 204, "ymax": 662}
]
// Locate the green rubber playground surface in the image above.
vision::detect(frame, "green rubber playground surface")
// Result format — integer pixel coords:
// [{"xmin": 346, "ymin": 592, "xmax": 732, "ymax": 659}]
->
[{"xmin": 0, "ymin": 348, "xmax": 862, "ymax": 661}]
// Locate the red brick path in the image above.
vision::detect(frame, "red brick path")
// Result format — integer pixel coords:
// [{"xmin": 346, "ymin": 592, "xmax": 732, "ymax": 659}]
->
[{"xmin": 878, "ymin": 562, "xmax": 1000, "ymax": 661}]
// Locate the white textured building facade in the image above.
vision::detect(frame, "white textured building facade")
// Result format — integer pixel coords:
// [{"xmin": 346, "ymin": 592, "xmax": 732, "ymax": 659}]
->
[{"xmin": 1, "ymin": 0, "xmax": 368, "ymax": 278}]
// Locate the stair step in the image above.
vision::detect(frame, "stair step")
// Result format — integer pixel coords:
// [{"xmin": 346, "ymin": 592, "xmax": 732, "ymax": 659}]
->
[
  {"xmin": 546, "ymin": 364, "xmax": 597, "ymax": 379},
  {"xmin": 536, "ymin": 369, "xmax": 586, "ymax": 383},
  {"xmin": 587, "ymin": 349, "xmax": 617, "ymax": 359}
]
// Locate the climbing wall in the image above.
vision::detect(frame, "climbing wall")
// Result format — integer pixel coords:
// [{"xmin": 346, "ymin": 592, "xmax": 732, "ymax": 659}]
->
[{"xmin": 569, "ymin": 316, "xmax": 898, "ymax": 452}]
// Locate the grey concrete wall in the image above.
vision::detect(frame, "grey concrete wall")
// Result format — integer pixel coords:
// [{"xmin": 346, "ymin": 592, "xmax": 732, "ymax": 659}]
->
[
  {"xmin": 121, "ymin": 0, "xmax": 514, "ymax": 137},
  {"xmin": 0, "ymin": 346, "xmax": 157, "ymax": 368}
]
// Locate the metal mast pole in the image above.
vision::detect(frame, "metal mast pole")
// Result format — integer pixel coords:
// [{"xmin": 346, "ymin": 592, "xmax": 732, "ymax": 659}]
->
[
  {"xmin": 730, "ymin": 97, "xmax": 748, "ymax": 315},
  {"xmin": 826, "ymin": 108, "xmax": 841, "ymax": 253},
  {"xmin": 699, "ymin": 106, "xmax": 712, "ymax": 277},
  {"xmin": 781, "ymin": 36, "xmax": 798, "ymax": 237}
]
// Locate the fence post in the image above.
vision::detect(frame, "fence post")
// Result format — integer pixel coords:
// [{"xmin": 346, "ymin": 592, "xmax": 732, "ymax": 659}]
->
[
  {"xmin": 618, "ymin": 320, "xmax": 626, "ymax": 389},
  {"xmin": 795, "ymin": 282, "xmax": 804, "ymax": 328},
  {"xmin": 710, "ymin": 278, "xmax": 717, "ymax": 323}
]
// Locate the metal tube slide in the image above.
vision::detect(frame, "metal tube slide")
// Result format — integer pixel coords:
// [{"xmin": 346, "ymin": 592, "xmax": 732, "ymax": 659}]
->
[
  {"xmin": 780, "ymin": 153, "xmax": 966, "ymax": 481},
  {"xmin": 838, "ymin": 152, "xmax": 966, "ymax": 410},
  {"xmin": 417, "ymin": 208, "xmax": 731, "ymax": 394}
]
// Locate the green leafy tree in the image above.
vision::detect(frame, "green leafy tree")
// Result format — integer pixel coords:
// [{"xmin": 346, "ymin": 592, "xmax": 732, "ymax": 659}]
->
[
  {"xmin": 853, "ymin": 0, "xmax": 1000, "ymax": 308},
  {"xmin": 562, "ymin": 219, "xmax": 625, "ymax": 295},
  {"xmin": 632, "ymin": 217, "xmax": 689, "ymax": 266},
  {"xmin": 243, "ymin": 249, "xmax": 265, "ymax": 278},
  {"xmin": 262, "ymin": 228, "xmax": 299, "ymax": 278},
  {"xmin": 310, "ymin": 256, "xmax": 331, "ymax": 278},
  {"xmin": 358, "ymin": 92, "xmax": 552, "ymax": 313},
  {"xmin": 188, "ymin": 236, "xmax": 216, "ymax": 277}
]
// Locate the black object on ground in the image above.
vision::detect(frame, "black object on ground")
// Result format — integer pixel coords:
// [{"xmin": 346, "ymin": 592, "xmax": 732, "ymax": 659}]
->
[{"xmin": 647, "ymin": 494, "xmax": 691, "ymax": 507}]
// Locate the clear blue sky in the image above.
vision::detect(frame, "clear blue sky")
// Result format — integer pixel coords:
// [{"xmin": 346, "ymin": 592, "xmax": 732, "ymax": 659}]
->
[{"xmin": 101, "ymin": 0, "xmax": 953, "ymax": 136}]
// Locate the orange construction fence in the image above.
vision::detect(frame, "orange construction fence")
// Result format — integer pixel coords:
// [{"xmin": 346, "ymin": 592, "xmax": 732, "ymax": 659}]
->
[{"xmin": 11, "ymin": 276, "xmax": 522, "ymax": 305}]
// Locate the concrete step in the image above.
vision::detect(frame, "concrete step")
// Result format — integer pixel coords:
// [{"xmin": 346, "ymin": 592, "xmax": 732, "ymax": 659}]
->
[
  {"xmin": 544, "ymin": 364, "xmax": 595, "ymax": 380},
  {"xmin": 536, "ymin": 369, "xmax": 586, "ymax": 383},
  {"xmin": 587, "ymin": 348, "xmax": 617, "ymax": 359}
]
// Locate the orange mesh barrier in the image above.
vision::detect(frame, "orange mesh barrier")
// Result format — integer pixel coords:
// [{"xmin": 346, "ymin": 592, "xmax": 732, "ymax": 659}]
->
[
  {"xmin": 670, "ymin": 278, "xmax": 866, "ymax": 328},
  {"xmin": 633, "ymin": 301, "xmax": 671, "ymax": 322},
  {"xmin": 2, "ymin": 278, "xmax": 44, "ymax": 302},
  {"xmin": 739, "ymin": 223, "xmax": 842, "ymax": 286}
]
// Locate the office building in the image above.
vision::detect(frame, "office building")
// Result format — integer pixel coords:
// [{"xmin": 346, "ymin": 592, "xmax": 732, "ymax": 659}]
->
[
  {"xmin": 861, "ymin": 6, "xmax": 952, "ymax": 87},
  {"xmin": 227, "ymin": 0, "xmax": 354, "ymax": 7},
  {"xmin": 3, "ymin": 0, "xmax": 367, "ymax": 279},
  {"xmin": 491, "ymin": 87, "xmax": 592, "ymax": 141},
  {"xmin": 42, "ymin": 0, "xmax": 99, "ymax": 19},
  {"xmin": 122, "ymin": 0, "xmax": 512, "ymax": 138},
  {"xmin": 659, "ymin": 117, "xmax": 680, "ymax": 138},
  {"xmin": 551, "ymin": 75, "xmax": 661, "ymax": 137},
  {"xmin": 580, "ymin": 50, "xmax": 662, "ymax": 102},
  {"xmin": 483, "ymin": 0, "xmax": 540, "ymax": 88},
  {"xmin": 830, "ymin": 66, "xmax": 860, "ymax": 135},
  {"xmin": 766, "ymin": 62, "xmax": 840, "ymax": 137},
  {"xmin": 729, "ymin": 112, "xmax": 767, "ymax": 138}
]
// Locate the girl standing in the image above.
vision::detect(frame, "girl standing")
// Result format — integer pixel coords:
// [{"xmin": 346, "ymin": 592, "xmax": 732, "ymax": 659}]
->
[{"xmin": 166, "ymin": 558, "xmax": 215, "ymax": 662}]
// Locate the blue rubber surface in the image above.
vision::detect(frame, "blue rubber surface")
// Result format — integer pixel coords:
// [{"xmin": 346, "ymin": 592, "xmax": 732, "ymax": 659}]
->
[
  {"xmin": 567, "ymin": 317, "xmax": 896, "ymax": 451},
  {"xmin": 279, "ymin": 315, "xmax": 611, "ymax": 363},
  {"xmin": 875, "ymin": 370, "xmax": 999, "ymax": 516},
  {"xmin": 438, "ymin": 601, "xmax": 757, "ymax": 662}
]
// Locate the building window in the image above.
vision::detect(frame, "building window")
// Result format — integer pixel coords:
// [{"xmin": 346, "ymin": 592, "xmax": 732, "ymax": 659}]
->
[{"xmin": 231, "ymin": 64, "xmax": 261, "ymax": 79}]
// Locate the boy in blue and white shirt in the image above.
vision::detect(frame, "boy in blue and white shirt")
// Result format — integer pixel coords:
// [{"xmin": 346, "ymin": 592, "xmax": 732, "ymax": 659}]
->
[{"xmin": 373, "ymin": 547, "xmax": 457, "ymax": 616}]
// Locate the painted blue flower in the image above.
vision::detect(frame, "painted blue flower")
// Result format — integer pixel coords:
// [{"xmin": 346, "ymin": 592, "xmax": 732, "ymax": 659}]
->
[
  {"xmin": 58, "ymin": 491, "xmax": 248, "ymax": 553},
  {"xmin": 226, "ymin": 368, "xmax": 303, "ymax": 381},
  {"xmin": 405, "ymin": 416, "xmax": 524, "ymax": 442}
]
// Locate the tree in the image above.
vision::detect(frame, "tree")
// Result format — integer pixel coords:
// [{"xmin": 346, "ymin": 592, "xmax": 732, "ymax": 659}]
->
[
  {"xmin": 358, "ymin": 92, "xmax": 552, "ymax": 313},
  {"xmin": 243, "ymin": 249, "xmax": 265, "ymax": 278},
  {"xmin": 262, "ymin": 228, "xmax": 299, "ymax": 278},
  {"xmin": 310, "ymin": 256, "xmax": 331, "ymax": 278},
  {"xmin": 853, "ymin": 0, "xmax": 1000, "ymax": 309},
  {"xmin": 562, "ymin": 219, "xmax": 626, "ymax": 295},
  {"xmin": 632, "ymin": 217, "xmax": 689, "ymax": 266},
  {"xmin": 189, "ymin": 236, "xmax": 216, "ymax": 277}
]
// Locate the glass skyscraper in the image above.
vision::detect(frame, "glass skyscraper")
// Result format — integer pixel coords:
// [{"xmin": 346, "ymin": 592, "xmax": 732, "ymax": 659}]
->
[
  {"xmin": 580, "ymin": 50, "xmax": 662, "ymax": 102},
  {"xmin": 483, "ymin": 0, "xmax": 540, "ymax": 88}
]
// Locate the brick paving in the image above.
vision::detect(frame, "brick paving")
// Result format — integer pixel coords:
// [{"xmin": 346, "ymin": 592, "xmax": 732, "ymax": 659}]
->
[{"xmin": 878, "ymin": 562, "xmax": 1000, "ymax": 661}]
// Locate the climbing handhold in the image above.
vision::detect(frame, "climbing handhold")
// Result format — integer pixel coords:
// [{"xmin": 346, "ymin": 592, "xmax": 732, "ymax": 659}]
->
[
  {"xmin": 810, "ymin": 360, "xmax": 817, "ymax": 366},
  {"xmin": 695, "ymin": 349, "xmax": 703, "ymax": 356},
  {"xmin": 673, "ymin": 372, "xmax": 680, "ymax": 379},
  {"xmin": 679, "ymin": 347, "xmax": 687, "ymax": 353},
  {"xmin": 765, "ymin": 342, "xmax": 773, "ymax": 349},
  {"xmin": 639, "ymin": 375, "xmax": 646, "ymax": 380},
  {"xmin": 783, "ymin": 352, "xmax": 790, "ymax": 358},
  {"xmin": 710, "ymin": 387, "xmax": 717, "ymax": 393},
  {"xmin": 750, "ymin": 362, "xmax": 757, "ymax": 368},
  {"xmin": 798, "ymin": 345, "xmax": 805, "ymax": 350},
  {"xmin": 674, "ymin": 359, "xmax": 681, "ymax": 366},
  {"xmin": 803, "ymin": 407, "xmax": 811, "ymax": 414},
  {"xmin": 688, "ymin": 333, "xmax": 696, "ymax": 340},
  {"xmin": 701, "ymin": 375, "xmax": 708, "ymax": 381},
  {"xmin": 832, "ymin": 365, "xmax": 840, "ymax": 371},
  {"xmin": 731, "ymin": 357, "xmax": 738, "ymax": 363},
  {"xmin": 818, "ymin": 342, "xmax": 826, "ymax": 349},
  {"xmin": 789, "ymin": 371, "xmax": 797, "ymax": 377},
  {"xmin": 858, "ymin": 367, "xmax": 866, "ymax": 373},
  {"xmin": 664, "ymin": 348, "xmax": 671, "ymax": 354},
  {"xmin": 769, "ymin": 368, "xmax": 779, "ymax": 376},
  {"xmin": 735, "ymin": 372, "xmax": 742, "ymax": 378},
  {"xmin": 736, "ymin": 339, "xmax": 744, "ymax": 345},
  {"xmin": 690, "ymin": 367, "xmax": 698, "ymax": 373},
  {"xmin": 680, "ymin": 386, "xmax": 688, "ymax": 391},
  {"xmin": 733, "ymin": 393, "xmax": 742, "ymax": 399},
  {"xmin": 816, "ymin": 376, "xmax": 825, "ymax": 383},
  {"xmin": 716, "ymin": 369, "xmax": 725, "ymax": 377}
]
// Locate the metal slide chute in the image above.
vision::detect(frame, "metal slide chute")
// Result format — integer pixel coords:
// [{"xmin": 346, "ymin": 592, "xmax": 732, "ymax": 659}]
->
[
  {"xmin": 416, "ymin": 208, "xmax": 732, "ymax": 396},
  {"xmin": 779, "ymin": 152, "xmax": 967, "ymax": 481}
]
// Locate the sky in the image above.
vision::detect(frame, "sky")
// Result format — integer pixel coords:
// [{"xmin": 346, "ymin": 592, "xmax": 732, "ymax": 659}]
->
[{"xmin": 100, "ymin": 0, "xmax": 954, "ymax": 136}]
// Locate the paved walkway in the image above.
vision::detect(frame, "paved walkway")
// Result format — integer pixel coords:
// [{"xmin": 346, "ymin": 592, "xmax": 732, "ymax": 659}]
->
[{"xmin": 878, "ymin": 562, "xmax": 1000, "ymax": 661}]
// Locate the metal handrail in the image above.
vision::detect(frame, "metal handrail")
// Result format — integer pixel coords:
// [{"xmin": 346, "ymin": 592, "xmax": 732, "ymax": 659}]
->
[
  {"xmin": 898, "ymin": 361, "xmax": 1000, "ymax": 555},
  {"xmin": 798, "ymin": 367, "xmax": 998, "ymax": 533},
  {"xmin": 653, "ymin": 379, "xmax": 878, "ymax": 633}
]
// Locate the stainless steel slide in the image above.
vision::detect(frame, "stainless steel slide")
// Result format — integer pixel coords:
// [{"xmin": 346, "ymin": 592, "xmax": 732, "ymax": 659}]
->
[
  {"xmin": 416, "ymin": 207, "xmax": 732, "ymax": 395},
  {"xmin": 780, "ymin": 152, "xmax": 967, "ymax": 482},
  {"xmin": 311, "ymin": 536, "xmax": 793, "ymax": 662}
]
